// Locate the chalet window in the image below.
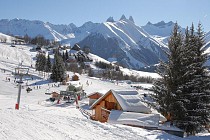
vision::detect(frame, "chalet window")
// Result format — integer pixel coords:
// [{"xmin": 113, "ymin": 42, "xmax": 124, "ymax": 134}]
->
[{"xmin": 105, "ymin": 101, "xmax": 116, "ymax": 110}]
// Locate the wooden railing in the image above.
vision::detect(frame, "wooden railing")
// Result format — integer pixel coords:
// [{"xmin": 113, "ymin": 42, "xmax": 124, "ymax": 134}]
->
[{"xmin": 79, "ymin": 108, "xmax": 93, "ymax": 119}]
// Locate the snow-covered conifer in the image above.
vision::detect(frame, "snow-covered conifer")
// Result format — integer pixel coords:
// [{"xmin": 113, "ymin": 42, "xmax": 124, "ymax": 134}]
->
[
  {"xmin": 45, "ymin": 54, "xmax": 51, "ymax": 72},
  {"xmin": 51, "ymin": 51, "xmax": 66, "ymax": 82},
  {"xmin": 35, "ymin": 53, "xmax": 46, "ymax": 72}
]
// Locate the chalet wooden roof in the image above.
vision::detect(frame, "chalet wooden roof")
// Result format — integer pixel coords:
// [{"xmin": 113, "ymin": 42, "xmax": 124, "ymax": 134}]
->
[
  {"xmin": 90, "ymin": 89, "xmax": 151, "ymax": 113},
  {"xmin": 87, "ymin": 92, "xmax": 103, "ymax": 98}
]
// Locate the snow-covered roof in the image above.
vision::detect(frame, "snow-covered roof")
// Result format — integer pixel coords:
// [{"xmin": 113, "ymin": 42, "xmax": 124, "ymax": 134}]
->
[
  {"xmin": 150, "ymin": 110, "xmax": 166, "ymax": 122},
  {"xmin": 90, "ymin": 89, "xmax": 151, "ymax": 113},
  {"xmin": 112, "ymin": 89, "xmax": 151, "ymax": 113},
  {"xmin": 108, "ymin": 110, "xmax": 159, "ymax": 128},
  {"xmin": 87, "ymin": 92, "xmax": 103, "ymax": 98},
  {"xmin": 73, "ymin": 73, "xmax": 80, "ymax": 77}
]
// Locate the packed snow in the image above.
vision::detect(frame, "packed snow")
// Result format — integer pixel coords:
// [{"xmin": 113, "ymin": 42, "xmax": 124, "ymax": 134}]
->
[
  {"xmin": 0, "ymin": 42, "xmax": 209, "ymax": 140},
  {"xmin": 108, "ymin": 110, "xmax": 160, "ymax": 128}
]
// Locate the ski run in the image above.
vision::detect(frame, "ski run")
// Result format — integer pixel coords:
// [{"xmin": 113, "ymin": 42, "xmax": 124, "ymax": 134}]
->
[{"xmin": 0, "ymin": 42, "xmax": 209, "ymax": 140}]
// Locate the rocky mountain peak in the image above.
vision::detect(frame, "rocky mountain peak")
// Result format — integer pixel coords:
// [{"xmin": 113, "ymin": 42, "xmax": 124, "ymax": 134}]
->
[
  {"xmin": 129, "ymin": 16, "xmax": 134, "ymax": 23},
  {"xmin": 120, "ymin": 14, "xmax": 127, "ymax": 20},
  {"xmin": 106, "ymin": 16, "xmax": 115, "ymax": 22}
]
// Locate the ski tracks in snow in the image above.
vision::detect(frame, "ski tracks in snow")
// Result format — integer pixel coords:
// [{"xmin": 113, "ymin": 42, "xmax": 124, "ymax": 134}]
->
[{"xmin": 0, "ymin": 107, "xmax": 149, "ymax": 140}]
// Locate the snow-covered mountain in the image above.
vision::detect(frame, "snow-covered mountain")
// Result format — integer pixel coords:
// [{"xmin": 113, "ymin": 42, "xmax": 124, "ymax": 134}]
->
[
  {"xmin": 204, "ymin": 31, "xmax": 210, "ymax": 48},
  {"xmin": 78, "ymin": 17, "xmax": 167, "ymax": 69},
  {"xmin": 0, "ymin": 19, "xmax": 77, "ymax": 41},
  {"xmin": 141, "ymin": 21, "xmax": 186, "ymax": 46},
  {"xmin": 65, "ymin": 15, "xmax": 168, "ymax": 69},
  {"xmin": 0, "ymin": 17, "xmax": 168, "ymax": 70},
  {"xmin": 2, "ymin": 18, "xmax": 210, "ymax": 69},
  {"xmin": 142, "ymin": 21, "xmax": 185, "ymax": 37},
  {"xmin": 142, "ymin": 21, "xmax": 210, "ymax": 66}
]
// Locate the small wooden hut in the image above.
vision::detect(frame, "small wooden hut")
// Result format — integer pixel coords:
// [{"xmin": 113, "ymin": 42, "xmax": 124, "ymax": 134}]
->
[
  {"xmin": 87, "ymin": 92, "xmax": 103, "ymax": 106},
  {"xmin": 62, "ymin": 74, "xmax": 70, "ymax": 85},
  {"xmin": 72, "ymin": 73, "xmax": 79, "ymax": 81}
]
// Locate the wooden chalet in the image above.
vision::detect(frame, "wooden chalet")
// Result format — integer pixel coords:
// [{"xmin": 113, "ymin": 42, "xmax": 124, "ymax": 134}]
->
[
  {"xmin": 62, "ymin": 74, "xmax": 70, "ymax": 85},
  {"xmin": 90, "ymin": 89, "xmax": 152, "ymax": 122},
  {"xmin": 87, "ymin": 92, "xmax": 103, "ymax": 106},
  {"xmin": 72, "ymin": 73, "xmax": 79, "ymax": 81},
  {"xmin": 90, "ymin": 89, "xmax": 184, "ymax": 137}
]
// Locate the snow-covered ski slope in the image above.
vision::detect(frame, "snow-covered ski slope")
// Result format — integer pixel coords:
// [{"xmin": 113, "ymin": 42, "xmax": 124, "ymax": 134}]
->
[{"xmin": 0, "ymin": 43, "xmax": 209, "ymax": 140}]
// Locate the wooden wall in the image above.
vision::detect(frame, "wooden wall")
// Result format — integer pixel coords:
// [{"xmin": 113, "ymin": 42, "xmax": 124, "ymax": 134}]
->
[
  {"xmin": 88, "ymin": 93, "xmax": 102, "ymax": 99},
  {"xmin": 93, "ymin": 91, "xmax": 122, "ymax": 122},
  {"xmin": 72, "ymin": 75, "xmax": 79, "ymax": 81}
]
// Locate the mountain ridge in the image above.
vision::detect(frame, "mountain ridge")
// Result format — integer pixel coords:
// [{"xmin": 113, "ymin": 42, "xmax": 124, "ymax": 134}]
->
[
  {"xmin": 1, "ymin": 17, "xmax": 209, "ymax": 70},
  {"xmin": 0, "ymin": 17, "xmax": 174, "ymax": 69}
]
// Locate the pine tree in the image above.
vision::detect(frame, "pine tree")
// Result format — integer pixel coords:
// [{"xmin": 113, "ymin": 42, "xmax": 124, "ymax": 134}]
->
[
  {"xmin": 51, "ymin": 52, "xmax": 66, "ymax": 82},
  {"xmin": 153, "ymin": 23, "xmax": 210, "ymax": 135},
  {"xmin": 183, "ymin": 23, "xmax": 210, "ymax": 134},
  {"xmin": 35, "ymin": 53, "xmax": 46, "ymax": 71},
  {"xmin": 51, "ymin": 63, "xmax": 59, "ymax": 81},
  {"xmin": 45, "ymin": 54, "xmax": 51, "ymax": 72},
  {"xmin": 173, "ymin": 23, "xmax": 210, "ymax": 135},
  {"xmin": 153, "ymin": 23, "xmax": 184, "ymax": 118},
  {"xmin": 62, "ymin": 51, "xmax": 66, "ymax": 62},
  {"xmin": 196, "ymin": 23, "xmax": 210, "ymax": 130},
  {"xmin": 65, "ymin": 50, "xmax": 69, "ymax": 60},
  {"xmin": 153, "ymin": 61, "xmax": 171, "ymax": 116}
]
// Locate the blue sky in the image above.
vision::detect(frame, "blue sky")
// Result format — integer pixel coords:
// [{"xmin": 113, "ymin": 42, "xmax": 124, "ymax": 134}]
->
[{"xmin": 0, "ymin": 0, "xmax": 210, "ymax": 31}]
